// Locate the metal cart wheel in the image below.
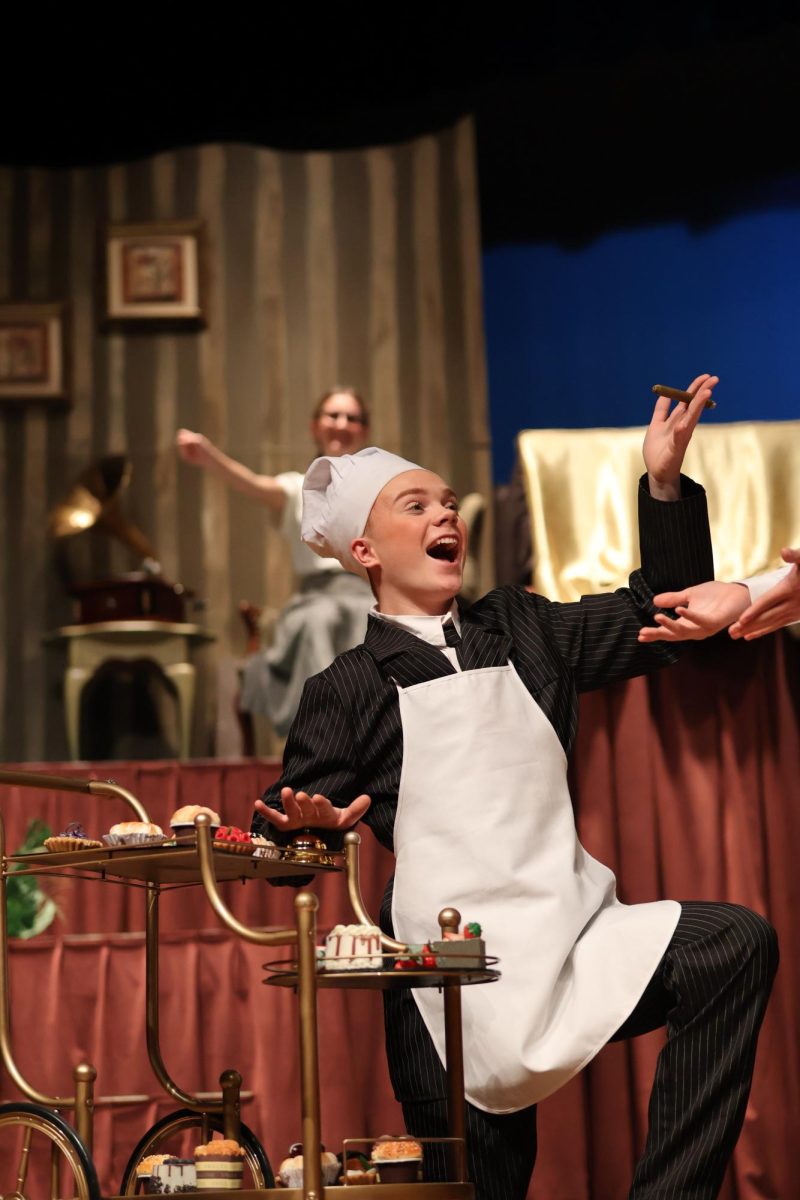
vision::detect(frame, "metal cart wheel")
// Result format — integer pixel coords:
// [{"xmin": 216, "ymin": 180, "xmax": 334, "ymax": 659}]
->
[
  {"xmin": 119, "ymin": 1109, "xmax": 274, "ymax": 1194},
  {"xmin": 0, "ymin": 1102, "xmax": 100, "ymax": 1200}
]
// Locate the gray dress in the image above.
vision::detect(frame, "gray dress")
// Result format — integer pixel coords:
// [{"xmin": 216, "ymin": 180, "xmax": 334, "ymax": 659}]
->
[{"xmin": 239, "ymin": 471, "xmax": 372, "ymax": 735}]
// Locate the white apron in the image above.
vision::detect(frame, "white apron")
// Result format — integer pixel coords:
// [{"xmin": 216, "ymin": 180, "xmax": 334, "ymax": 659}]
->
[{"xmin": 391, "ymin": 662, "xmax": 680, "ymax": 1114}]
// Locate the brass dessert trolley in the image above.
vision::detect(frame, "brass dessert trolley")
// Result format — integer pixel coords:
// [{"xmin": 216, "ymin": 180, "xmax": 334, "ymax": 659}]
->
[{"xmin": 0, "ymin": 768, "xmax": 498, "ymax": 1199}]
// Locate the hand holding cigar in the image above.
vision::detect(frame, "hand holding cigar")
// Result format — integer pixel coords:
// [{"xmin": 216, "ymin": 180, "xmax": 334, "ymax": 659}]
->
[
  {"xmin": 643, "ymin": 373, "xmax": 718, "ymax": 498},
  {"xmin": 653, "ymin": 384, "xmax": 717, "ymax": 410}
]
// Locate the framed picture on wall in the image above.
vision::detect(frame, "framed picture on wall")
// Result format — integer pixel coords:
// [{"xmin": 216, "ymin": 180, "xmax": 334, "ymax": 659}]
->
[
  {"xmin": 0, "ymin": 303, "xmax": 67, "ymax": 404},
  {"xmin": 104, "ymin": 221, "xmax": 205, "ymax": 326}
]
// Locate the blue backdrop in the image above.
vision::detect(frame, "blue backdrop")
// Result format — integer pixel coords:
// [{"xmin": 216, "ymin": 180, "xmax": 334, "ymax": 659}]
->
[{"xmin": 483, "ymin": 193, "xmax": 800, "ymax": 482}]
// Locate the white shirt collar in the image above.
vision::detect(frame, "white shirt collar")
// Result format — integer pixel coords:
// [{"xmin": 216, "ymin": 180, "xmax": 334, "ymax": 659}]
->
[{"xmin": 373, "ymin": 601, "xmax": 461, "ymax": 647}]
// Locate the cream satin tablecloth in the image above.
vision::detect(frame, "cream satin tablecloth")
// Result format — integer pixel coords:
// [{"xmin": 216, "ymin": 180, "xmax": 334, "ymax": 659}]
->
[{"xmin": 517, "ymin": 421, "xmax": 800, "ymax": 601}]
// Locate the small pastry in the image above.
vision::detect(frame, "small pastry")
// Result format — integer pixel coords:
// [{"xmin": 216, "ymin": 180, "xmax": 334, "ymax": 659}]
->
[
  {"xmin": 342, "ymin": 1166, "xmax": 379, "ymax": 1184},
  {"xmin": 371, "ymin": 1136, "xmax": 423, "ymax": 1183},
  {"xmin": 323, "ymin": 924, "xmax": 383, "ymax": 970},
  {"xmin": 151, "ymin": 1157, "xmax": 196, "ymax": 1193},
  {"xmin": 251, "ymin": 834, "xmax": 280, "ymax": 859},
  {"xmin": 214, "ymin": 827, "xmax": 254, "ymax": 854},
  {"xmin": 133, "ymin": 1155, "xmax": 169, "ymax": 1195},
  {"xmin": 170, "ymin": 805, "xmax": 221, "ymax": 843},
  {"xmin": 194, "ymin": 1139, "xmax": 244, "ymax": 1190},
  {"xmin": 432, "ymin": 921, "xmax": 486, "ymax": 968},
  {"xmin": 340, "ymin": 1155, "xmax": 379, "ymax": 1185},
  {"xmin": 278, "ymin": 1143, "xmax": 339, "ymax": 1188},
  {"xmin": 44, "ymin": 821, "xmax": 103, "ymax": 853},
  {"xmin": 321, "ymin": 1149, "xmax": 339, "ymax": 1185},
  {"xmin": 109, "ymin": 822, "xmax": 163, "ymax": 837},
  {"xmin": 135, "ymin": 1154, "xmax": 169, "ymax": 1173},
  {"xmin": 103, "ymin": 821, "xmax": 165, "ymax": 846}
]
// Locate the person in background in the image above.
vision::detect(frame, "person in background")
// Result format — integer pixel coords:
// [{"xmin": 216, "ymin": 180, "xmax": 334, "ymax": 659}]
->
[{"xmin": 176, "ymin": 388, "xmax": 373, "ymax": 739}]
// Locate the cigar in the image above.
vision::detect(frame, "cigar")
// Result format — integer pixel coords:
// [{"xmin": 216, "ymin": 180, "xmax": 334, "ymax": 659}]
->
[{"xmin": 652, "ymin": 384, "xmax": 716, "ymax": 410}]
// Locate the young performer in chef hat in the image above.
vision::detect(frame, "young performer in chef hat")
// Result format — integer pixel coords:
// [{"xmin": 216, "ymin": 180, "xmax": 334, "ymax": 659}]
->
[{"xmin": 254, "ymin": 384, "xmax": 777, "ymax": 1200}]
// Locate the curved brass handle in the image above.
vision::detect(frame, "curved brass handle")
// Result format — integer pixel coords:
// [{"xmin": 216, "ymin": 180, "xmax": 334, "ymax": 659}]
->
[
  {"xmin": 0, "ymin": 767, "xmax": 150, "ymax": 822},
  {"xmin": 195, "ymin": 814, "xmax": 297, "ymax": 948},
  {"xmin": 0, "ymin": 813, "xmax": 80, "ymax": 1107},
  {"xmin": 343, "ymin": 830, "xmax": 407, "ymax": 952}
]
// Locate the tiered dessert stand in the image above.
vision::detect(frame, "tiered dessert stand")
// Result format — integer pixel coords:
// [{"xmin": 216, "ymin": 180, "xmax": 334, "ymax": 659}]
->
[{"xmin": 0, "ymin": 768, "xmax": 498, "ymax": 1199}]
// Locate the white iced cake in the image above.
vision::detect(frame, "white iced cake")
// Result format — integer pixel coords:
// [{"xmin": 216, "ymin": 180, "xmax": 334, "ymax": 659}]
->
[{"xmin": 324, "ymin": 923, "xmax": 383, "ymax": 969}]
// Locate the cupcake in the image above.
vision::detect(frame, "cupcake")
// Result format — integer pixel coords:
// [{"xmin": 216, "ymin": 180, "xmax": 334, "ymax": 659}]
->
[
  {"xmin": 340, "ymin": 1156, "xmax": 379, "ymax": 1185},
  {"xmin": 278, "ymin": 1143, "xmax": 339, "ymax": 1188},
  {"xmin": 133, "ymin": 1155, "xmax": 169, "ymax": 1195},
  {"xmin": 251, "ymin": 834, "xmax": 280, "ymax": 859},
  {"xmin": 151, "ymin": 1157, "xmax": 196, "ymax": 1193},
  {"xmin": 194, "ymin": 1139, "xmax": 244, "ymax": 1190},
  {"xmin": 371, "ymin": 1136, "xmax": 423, "ymax": 1183},
  {"xmin": 170, "ymin": 805, "xmax": 221, "ymax": 844},
  {"xmin": 44, "ymin": 822, "xmax": 103, "ymax": 853},
  {"xmin": 103, "ymin": 821, "xmax": 164, "ymax": 847}
]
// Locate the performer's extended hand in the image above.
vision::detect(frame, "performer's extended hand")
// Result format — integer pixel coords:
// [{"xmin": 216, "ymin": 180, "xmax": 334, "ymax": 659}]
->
[
  {"xmin": 637, "ymin": 580, "xmax": 749, "ymax": 643},
  {"xmin": 254, "ymin": 788, "xmax": 371, "ymax": 831},
  {"xmin": 730, "ymin": 549, "xmax": 800, "ymax": 640},
  {"xmin": 176, "ymin": 428, "xmax": 213, "ymax": 467},
  {"xmin": 642, "ymin": 374, "xmax": 719, "ymax": 500}
]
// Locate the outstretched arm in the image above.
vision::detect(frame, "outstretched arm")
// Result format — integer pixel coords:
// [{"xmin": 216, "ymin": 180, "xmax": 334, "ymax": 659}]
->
[
  {"xmin": 175, "ymin": 428, "xmax": 286, "ymax": 512},
  {"xmin": 637, "ymin": 580, "xmax": 749, "ymax": 643},
  {"xmin": 730, "ymin": 549, "xmax": 800, "ymax": 639}
]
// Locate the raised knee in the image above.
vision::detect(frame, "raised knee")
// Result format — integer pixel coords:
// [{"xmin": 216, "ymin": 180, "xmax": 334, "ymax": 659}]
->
[{"xmin": 730, "ymin": 905, "xmax": 779, "ymax": 981}]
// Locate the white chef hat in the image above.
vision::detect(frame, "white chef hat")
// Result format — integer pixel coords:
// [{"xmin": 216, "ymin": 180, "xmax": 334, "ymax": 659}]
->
[{"xmin": 301, "ymin": 446, "xmax": 422, "ymax": 577}]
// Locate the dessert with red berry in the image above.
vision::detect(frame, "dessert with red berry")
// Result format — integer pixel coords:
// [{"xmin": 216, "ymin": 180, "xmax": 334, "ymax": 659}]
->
[
  {"xmin": 432, "ymin": 921, "xmax": 486, "ymax": 968},
  {"xmin": 213, "ymin": 826, "xmax": 255, "ymax": 855}
]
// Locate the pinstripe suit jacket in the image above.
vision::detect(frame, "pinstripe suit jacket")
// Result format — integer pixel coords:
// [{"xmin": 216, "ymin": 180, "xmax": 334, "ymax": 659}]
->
[
  {"xmin": 255, "ymin": 476, "xmax": 714, "ymax": 1099},
  {"xmin": 256, "ymin": 475, "xmax": 713, "ymax": 853}
]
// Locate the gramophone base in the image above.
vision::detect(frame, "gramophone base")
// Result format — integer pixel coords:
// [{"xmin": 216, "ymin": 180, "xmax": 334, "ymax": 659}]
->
[
  {"xmin": 45, "ymin": 621, "xmax": 214, "ymax": 760},
  {"xmin": 69, "ymin": 573, "xmax": 189, "ymax": 623}
]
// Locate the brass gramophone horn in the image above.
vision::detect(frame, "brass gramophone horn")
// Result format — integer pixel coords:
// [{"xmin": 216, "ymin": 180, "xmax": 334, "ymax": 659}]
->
[{"xmin": 49, "ymin": 454, "xmax": 159, "ymax": 566}]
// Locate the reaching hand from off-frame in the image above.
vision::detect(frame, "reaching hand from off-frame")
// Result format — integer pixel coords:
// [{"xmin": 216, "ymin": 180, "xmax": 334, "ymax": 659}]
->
[{"xmin": 729, "ymin": 549, "xmax": 800, "ymax": 640}]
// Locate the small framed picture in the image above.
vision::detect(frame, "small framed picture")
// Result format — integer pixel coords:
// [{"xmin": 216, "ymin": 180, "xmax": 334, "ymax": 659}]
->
[
  {"xmin": 105, "ymin": 221, "xmax": 205, "ymax": 325},
  {"xmin": 0, "ymin": 303, "xmax": 67, "ymax": 403}
]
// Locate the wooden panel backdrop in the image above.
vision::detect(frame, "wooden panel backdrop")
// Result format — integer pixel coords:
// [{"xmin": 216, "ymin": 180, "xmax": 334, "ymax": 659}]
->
[{"xmin": 0, "ymin": 119, "xmax": 491, "ymax": 762}]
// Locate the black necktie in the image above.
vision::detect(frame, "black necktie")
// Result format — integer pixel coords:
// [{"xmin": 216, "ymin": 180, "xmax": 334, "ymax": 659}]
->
[{"xmin": 442, "ymin": 618, "xmax": 464, "ymax": 667}]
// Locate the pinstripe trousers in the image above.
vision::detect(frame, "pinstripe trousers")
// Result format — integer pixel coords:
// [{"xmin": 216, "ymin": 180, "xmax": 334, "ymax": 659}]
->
[{"xmin": 400, "ymin": 902, "xmax": 778, "ymax": 1200}]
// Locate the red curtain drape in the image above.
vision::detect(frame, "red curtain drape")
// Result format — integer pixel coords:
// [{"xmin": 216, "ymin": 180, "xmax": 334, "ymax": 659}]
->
[{"xmin": 1, "ymin": 633, "xmax": 798, "ymax": 1198}]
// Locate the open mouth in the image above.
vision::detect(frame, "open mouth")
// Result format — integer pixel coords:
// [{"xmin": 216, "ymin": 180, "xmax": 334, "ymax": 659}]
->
[{"xmin": 426, "ymin": 536, "xmax": 460, "ymax": 563}]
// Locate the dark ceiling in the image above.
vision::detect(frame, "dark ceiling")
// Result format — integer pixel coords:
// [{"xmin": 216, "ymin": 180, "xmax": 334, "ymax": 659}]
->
[{"xmin": 4, "ymin": 9, "xmax": 800, "ymax": 245}]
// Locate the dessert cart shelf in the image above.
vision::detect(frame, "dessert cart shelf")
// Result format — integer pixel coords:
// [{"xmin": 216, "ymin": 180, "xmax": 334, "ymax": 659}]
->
[
  {"xmin": 0, "ymin": 770, "xmax": 482, "ymax": 1200},
  {"xmin": 108, "ymin": 1188, "xmax": 474, "ymax": 1198},
  {"xmin": 266, "ymin": 967, "xmax": 500, "ymax": 990},
  {"xmin": 6, "ymin": 844, "xmax": 339, "ymax": 885}
]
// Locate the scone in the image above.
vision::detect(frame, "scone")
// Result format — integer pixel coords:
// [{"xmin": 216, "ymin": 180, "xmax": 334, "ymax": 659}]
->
[
  {"xmin": 170, "ymin": 805, "xmax": 222, "ymax": 843},
  {"xmin": 104, "ymin": 821, "xmax": 164, "ymax": 846}
]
